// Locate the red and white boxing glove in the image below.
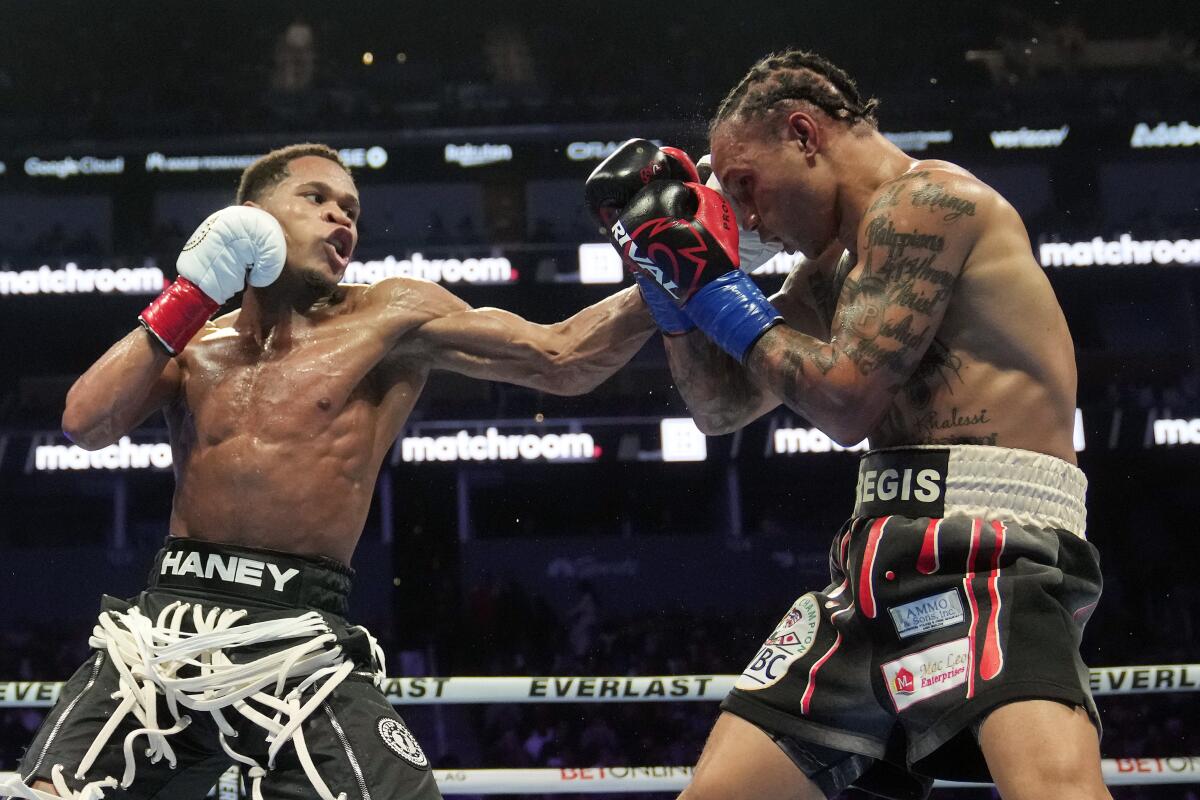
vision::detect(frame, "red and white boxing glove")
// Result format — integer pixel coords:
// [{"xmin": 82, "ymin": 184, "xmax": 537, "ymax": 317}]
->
[{"xmin": 139, "ymin": 206, "xmax": 287, "ymax": 354}]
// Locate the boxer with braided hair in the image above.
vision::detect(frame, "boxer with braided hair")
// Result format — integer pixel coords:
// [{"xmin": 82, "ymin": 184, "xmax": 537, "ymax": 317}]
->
[{"xmin": 602, "ymin": 50, "xmax": 1108, "ymax": 800}]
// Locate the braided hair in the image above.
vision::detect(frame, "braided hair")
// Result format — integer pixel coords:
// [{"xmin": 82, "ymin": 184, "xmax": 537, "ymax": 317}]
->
[{"xmin": 711, "ymin": 50, "xmax": 879, "ymax": 137}]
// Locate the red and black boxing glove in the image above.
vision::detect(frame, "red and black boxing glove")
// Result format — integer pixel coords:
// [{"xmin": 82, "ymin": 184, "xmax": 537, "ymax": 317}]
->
[
  {"xmin": 584, "ymin": 139, "xmax": 700, "ymax": 229},
  {"xmin": 611, "ymin": 180, "xmax": 783, "ymax": 362},
  {"xmin": 584, "ymin": 139, "xmax": 701, "ymax": 335}
]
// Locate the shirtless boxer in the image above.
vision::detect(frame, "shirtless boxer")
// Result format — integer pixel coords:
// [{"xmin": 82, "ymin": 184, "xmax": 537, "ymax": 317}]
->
[
  {"xmin": 4, "ymin": 143, "xmax": 655, "ymax": 800},
  {"xmin": 587, "ymin": 52, "xmax": 1106, "ymax": 800}
]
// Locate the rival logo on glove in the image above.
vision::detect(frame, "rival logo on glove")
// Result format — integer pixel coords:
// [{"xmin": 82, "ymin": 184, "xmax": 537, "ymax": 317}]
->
[{"xmin": 611, "ymin": 219, "xmax": 681, "ymax": 299}]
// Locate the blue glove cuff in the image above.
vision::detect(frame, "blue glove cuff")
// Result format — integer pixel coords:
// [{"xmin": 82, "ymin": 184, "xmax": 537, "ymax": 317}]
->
[
  {"xmin": 635, "ymin": 274, "xmax": 695, "ymax": 335},
  {"xmin": 685, "ymin": 271, "xmax": 783, "ymax": 361}
]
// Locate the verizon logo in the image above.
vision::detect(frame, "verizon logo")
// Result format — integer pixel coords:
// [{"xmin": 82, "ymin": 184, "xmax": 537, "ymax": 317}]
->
[{"xmin": 990, "ymin": 125, "xmax": 1069, "ymax": 149}]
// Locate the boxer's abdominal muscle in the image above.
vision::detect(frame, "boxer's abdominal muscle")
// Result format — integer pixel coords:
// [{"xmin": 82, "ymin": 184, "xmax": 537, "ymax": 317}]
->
[{"xmin": 166, "ymin": 302, "xmax": 425, "ymax": 565}]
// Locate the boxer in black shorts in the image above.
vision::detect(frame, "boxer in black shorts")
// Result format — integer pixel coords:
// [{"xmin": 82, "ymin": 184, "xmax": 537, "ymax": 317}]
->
[
  {"xmin": 585, "ymin": 49, "xmax": 1110, "ymax": 800},
  {"xmin": 722, "ymin": 447, "xmax": 1100, "ymax": 798},
  {"xmin": 15, "ymin": 538, "xmax": 436, "ymax": 800},
  {"xmin": 2, "ymin": 143, "xmax": 655, "ymax": 799}
]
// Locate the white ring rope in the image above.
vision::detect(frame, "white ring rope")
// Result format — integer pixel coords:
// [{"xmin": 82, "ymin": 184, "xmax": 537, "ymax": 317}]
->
[
  {"xmin": 5, "ymin": 758, "xmax": 1200, "ymax": 796},
  {"xmin": 2, "ymin": 664, "xmax": 1197, "ymax": 708}
]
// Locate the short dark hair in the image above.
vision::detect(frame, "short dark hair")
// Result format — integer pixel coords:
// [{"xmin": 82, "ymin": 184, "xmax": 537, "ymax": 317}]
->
[
  {"xmin": 711, "ymin": 50, "xmax": 880, "ymax": 137},
  {"xmin": 236, "ymin": 143, "xmax": 350, "ymax": 204}
]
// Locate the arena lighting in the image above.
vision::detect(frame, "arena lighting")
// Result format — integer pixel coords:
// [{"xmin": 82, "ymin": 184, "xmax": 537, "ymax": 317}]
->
[
  {"xmin": 1039, "ymin": 235, "xmax": 1200, "ymax": 267},
  {"xmin": 23, "ymin": 155, "xmax": 125, "ymax": 178},
  {"xmin": 578, "ymin": 243, "xmax": 624, "ymax": 284},
  {"xmin": 31, "ymin": 437, "xmax": 173, "ymax": 472},
  {"xmin": 1150, "ymin": 417, "xmax": 1200, "ymax": 446},
  {"xmin": 362, "ymin": 51, "xmax": 374, "ymax": 66},
  {"xmin": 144, "ymin": 146, "xmax": 387, "ymax": 173},
  {"xmin": 881, "ymin": 130, "xmax": 953, "ymax": 152},
  {"xmin": 989, "ymin": 125, "xmax": 1070, "ymax": 149},
  {"xmin": 1130, "ymin": 120, "xmax": 1200, "ymax": 148},
  {"xmin": 398, "ymin": 428, "xmax": 600, "ymax": 463},
  {"xmin": 0, "ymin": 263, "xmax": 165, "ymax": 296},
  {"xmin": 771, "ymin": 409, "xmax": 1085, "ymax": 456},
  {"xmin": 565, "ymin": 139, "xmax": 664, "ymax": 161},
  {"xmin": 659, "ymin": 418, "xmax": 707, "ymax": 462},
  {"xmin": 0, "ymin": 160, "xmax": 7, "ymax": 175},
  {"xmin": 444, "ymin": 143, "xmax": 513, "ymax": 167},
  {"xmin": 341, "ymin": 252, "xmax": 516, "ymax": 285}
]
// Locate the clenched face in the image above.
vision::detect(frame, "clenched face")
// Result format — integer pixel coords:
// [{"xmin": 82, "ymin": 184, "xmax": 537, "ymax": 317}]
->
[
  {"xmin": 251, "ymin": 156, "xmax": 360, "ymax": 289},
  {"xmin": 710, "ymin": 116, "xmax": 840, "ymax": 259}
]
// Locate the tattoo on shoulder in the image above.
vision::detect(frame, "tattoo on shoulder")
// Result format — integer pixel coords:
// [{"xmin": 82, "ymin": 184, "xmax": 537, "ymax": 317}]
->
[{"xmin": 909, "ymin": 180, "xmax": 976, "ymax": 222}]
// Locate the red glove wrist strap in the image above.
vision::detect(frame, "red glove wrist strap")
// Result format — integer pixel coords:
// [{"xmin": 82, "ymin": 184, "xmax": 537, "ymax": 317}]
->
[{"xmin": 138, "ymin": 277, "xmax": 219, "ymax": 355}]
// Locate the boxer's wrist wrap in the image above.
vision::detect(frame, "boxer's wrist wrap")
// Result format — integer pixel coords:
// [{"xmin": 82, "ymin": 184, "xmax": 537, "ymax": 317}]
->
[
  {"xmin": 686, "ymin": 271, "xmax": 783, "ymax": 362},
  {"xmin": 635, "ymin": 274, "xmax": 695, "ymax": 335},
  {"xmin": 138, "ymin": 277, "xmax": 220, "ymax": 355}
]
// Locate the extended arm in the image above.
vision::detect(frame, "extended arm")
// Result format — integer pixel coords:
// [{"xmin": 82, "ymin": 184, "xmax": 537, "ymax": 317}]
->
[
  {"xmin": 399, "ymin": 281, "xmax": 656, "ymax": 395},
  {"xmin": 740, "ymin": 172, "xmax": 982, "ymax": 443},
  {"xmin": 62, "ymin": 328, "xmax": 183, "ymax": 449}
]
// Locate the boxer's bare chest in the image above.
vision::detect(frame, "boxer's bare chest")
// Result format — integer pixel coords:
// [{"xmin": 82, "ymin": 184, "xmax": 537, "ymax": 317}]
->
[
  {"xmin": 174, "ymin": 308, "xmax": 411, "ymax": 448},
  {"xmin": 803, "ymin": 263, "xmax": 992, "ymax": 447}
]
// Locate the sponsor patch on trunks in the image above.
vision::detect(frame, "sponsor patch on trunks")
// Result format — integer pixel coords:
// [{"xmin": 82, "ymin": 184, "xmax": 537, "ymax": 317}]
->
[
  {"xmin": 888, "ymin": 589, "xmax": 965, "ymax": 639},
  {"xmin": 378, "ymin": 716, "xmax": 429, "ymax": 768},
  {"xmin": 735, "ymin": 593, "xmax": 820, "ymax": 690},
  {"xmin": 881, "ymin": 637, "xmax": 970, "ymax": 712}
]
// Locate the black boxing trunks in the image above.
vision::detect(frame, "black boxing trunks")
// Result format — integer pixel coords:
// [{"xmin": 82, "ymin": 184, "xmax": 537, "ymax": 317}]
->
[
  {"xmin": 9, "ymin": 537, "xmax": 441, "ymax": 800},
  {"xmin": 721, "ymin": 445, "xmax": 1101, "ymax": 800}
]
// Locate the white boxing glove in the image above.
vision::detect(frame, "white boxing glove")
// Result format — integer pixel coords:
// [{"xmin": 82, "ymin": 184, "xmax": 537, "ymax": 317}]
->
[
  {"xmin": 698, "ymin": 154, "xmax": 784, "ymax": 273},
  {"xmin": 176, "ymin": 205, "xmax": 287, "ymax": 304},
  {"xmin": 139, "ymin": 206, "xmax": 287, "ymax": 354}
]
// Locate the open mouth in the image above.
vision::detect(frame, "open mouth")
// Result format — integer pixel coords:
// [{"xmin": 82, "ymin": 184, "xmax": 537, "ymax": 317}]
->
[{"xmin": 324, "ymin": 229, "xmax": 354, "ymax": 270}]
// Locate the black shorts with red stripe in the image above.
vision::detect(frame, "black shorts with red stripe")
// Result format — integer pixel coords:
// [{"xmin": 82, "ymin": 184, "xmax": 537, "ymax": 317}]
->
[{"xmin": 721, "ymin": 445, "xmax": 1102, "ymax": 800}]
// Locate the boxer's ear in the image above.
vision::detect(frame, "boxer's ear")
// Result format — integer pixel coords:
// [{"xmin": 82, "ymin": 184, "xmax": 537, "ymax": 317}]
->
[{"xmin": 787, "ymin": 111, "xmax": 820, "ymax": 156}]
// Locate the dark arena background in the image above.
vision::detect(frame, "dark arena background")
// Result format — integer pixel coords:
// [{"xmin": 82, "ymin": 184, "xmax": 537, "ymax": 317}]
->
[{"xmin": 1, "ymin": 1, "xmax": 1198, "ymax": 798}]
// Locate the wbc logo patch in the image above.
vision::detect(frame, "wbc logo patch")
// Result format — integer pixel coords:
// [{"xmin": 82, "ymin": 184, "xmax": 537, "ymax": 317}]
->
[
  {"xmin": 378, "ymin": 717, "xmax": 429, "ymax": 769},
  {"xmin": 735, "ymin": 593, "xmax": 821, "ymax": 691}
]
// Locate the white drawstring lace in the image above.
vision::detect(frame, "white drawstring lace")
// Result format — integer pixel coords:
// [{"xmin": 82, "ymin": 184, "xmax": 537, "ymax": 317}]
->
[{"xmin": 2, "ymin": 600, "xmax": 377, "ymax": 800}]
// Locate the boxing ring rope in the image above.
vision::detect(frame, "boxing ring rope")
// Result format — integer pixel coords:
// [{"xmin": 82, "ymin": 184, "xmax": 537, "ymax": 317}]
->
[
  {"xmin": 3, "ymin": 665, "xmax": 1197, "ymax": 794},
  {"xmin": 1, "ymin": 663, "xmax": 1197, "ymax": 707}
]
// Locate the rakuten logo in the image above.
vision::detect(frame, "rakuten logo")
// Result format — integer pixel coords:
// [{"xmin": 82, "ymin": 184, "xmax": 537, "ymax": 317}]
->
[
  {"xmin": 1152, "ymin": 418, "xmax": 1200, "ymax": 446},
  {"xmin": 990, "ymin": 125, "xmax": 1069, "ymax": 149},
  {"xmin": 444, "ymin": 143, "xmax": 513, "ymax": 167},
  {"xmin": 1039, "ymin": 235, "xmax": 1200, "ymax": 267},
  {"xmin": 0, "ymin": 264, "xmax": 165, "ymax": 296},
  {"xmin": 342, "ymin": 253, "xmax": 515, "ymax": 285},
  {"xmin": 400, "ymin": 428, "xmax": 598, "ymax": 462},
  {"xmin": 33, "ymin": 437, "xmax": 173, "ymax": 472},
  {"xmin": 1130, "ymin": 121, "xmax": 1200, "ymax": 148}
]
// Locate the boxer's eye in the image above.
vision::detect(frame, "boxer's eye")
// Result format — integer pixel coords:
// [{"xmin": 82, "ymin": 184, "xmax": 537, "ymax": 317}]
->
[{"xmin": 304, "ymin": 192, "xmax": 324, "ymax": 205}]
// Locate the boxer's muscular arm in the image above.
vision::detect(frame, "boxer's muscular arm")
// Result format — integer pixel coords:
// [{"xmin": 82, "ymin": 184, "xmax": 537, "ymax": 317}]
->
[
  {"xmin": 663, "ymin": 247, "xmax": 846, "ymax": 435},
  {"xmin": 395, "ymin": 280, "xmax": 656, "ymax": 394},
  {"xmin": 62, "ymin": 327, "xmax": 184, "ymax": 449},
  {"xmin": 742, "ymin": 171, "xmax": 981, "ymax": 444}
]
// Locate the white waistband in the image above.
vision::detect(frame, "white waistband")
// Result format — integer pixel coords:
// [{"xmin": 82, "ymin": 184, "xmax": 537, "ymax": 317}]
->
[{"xmin": 853, "ymin": 445, "xmax": 1088, "ymax": 537}]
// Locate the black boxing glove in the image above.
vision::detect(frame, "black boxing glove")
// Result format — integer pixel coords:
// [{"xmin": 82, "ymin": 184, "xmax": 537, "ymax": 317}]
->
[
  {"xmin": 585, "ymin": 139, "xmax": 701, "ymax": 335},
  {"xmin": 584, "ymin": 139, "xmax": 700, "ymax": 229},
  {"xmin": 610, "ymin": 180, "xmax": 783, "ymax": 362}
]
